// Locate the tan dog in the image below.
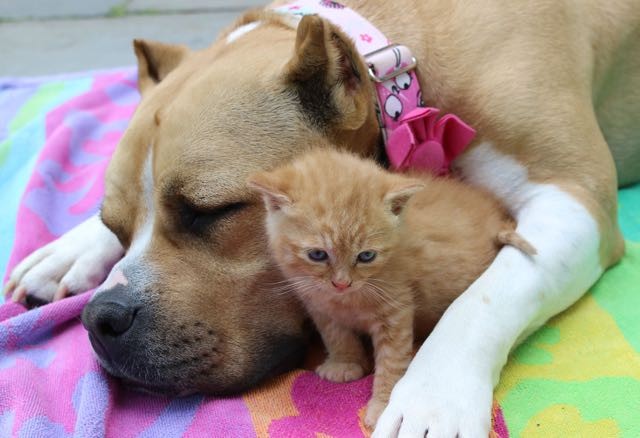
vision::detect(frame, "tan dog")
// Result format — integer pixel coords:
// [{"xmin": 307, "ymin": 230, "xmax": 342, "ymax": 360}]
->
[{"xmin": 6, "ymin": 0, "xmax": 639, "ymax": 436}]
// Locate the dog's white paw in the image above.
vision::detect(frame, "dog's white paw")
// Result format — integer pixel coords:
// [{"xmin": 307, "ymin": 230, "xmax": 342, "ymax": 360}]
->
[
  {"xmin": 316, "ymin": 360, "xmax": 366, "ymax": 382},
  {"xmin": 4, "ymin": 215, "xmax": 123, "ymax": 305},
  {"xmin": 372, "ymin": 358, "xmax": 492, "ymax": 438}
]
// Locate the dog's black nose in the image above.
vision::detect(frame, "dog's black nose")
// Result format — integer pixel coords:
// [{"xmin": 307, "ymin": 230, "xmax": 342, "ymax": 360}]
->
[{"xmin": 82, "ymin": 285, "xmax": 140, "ymax": 345}]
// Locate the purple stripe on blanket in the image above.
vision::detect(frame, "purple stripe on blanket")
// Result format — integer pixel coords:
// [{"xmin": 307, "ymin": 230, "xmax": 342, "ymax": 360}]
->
[
  {"xmin": 137, "ymin": 396, "xmax": 204, "ymax": 438},
  {"xmin": 0, "ymin": 86, "xmax": 38, "ymax": 141},
  {"xmin": 72, "ymin": 371, "xmax": 110, "ymax": 437}
]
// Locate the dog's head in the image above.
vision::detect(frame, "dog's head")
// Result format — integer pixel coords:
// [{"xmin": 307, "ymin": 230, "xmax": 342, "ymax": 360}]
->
[{"xmin": 81, "ymin": 12, "xmax": 380, "ymax": 395}]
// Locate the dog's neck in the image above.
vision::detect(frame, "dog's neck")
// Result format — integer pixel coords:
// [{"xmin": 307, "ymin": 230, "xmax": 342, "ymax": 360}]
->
[{"xmin": 271, "ymin": 0, "xmax": 475, "ymax": 175}]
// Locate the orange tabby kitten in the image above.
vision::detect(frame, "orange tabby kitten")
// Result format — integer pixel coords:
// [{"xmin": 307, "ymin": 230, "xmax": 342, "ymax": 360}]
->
[{"xmin": 247, "ymin": 149, "xmax": 534, "ymax": 428}]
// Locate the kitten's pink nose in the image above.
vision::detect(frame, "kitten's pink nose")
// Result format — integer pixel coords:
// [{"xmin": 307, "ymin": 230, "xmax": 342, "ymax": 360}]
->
[{"xmin": 331, "ymin": 280, "xmax": 352, "ymax": 291}]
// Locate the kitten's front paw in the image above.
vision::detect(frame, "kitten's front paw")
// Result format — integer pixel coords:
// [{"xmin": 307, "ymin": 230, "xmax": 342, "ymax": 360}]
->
[
  {"xmin": 364, "ymin": 397, "xmax": 387, "ymax": 429},
  {"xmin": 316, "ymin": 360, "xmax": 366, "ymax": 382}
]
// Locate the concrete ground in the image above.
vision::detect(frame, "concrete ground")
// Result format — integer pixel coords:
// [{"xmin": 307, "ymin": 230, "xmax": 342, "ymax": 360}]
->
[{"xmin": 0, "ymin": 0, "xmax": 266, "ymax": 76}]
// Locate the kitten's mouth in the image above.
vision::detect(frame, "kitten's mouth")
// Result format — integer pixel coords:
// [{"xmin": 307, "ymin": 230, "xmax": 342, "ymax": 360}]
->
[
  {"xmin": 330, "ymin": 280, "xmax": 354, "ymax": 293},
  {"xmin": 328, "ymin": 284, "xmax": 359, "ymax": 294}
]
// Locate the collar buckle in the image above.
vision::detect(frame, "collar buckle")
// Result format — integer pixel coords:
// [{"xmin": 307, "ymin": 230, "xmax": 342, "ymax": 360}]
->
[{"xmin": 364, "ymin": 44, "xmax": 418, "ymax": 83}]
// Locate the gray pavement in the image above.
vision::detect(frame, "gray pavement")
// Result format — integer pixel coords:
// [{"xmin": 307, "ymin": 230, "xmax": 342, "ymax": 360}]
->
[{"xmin": 0, "ymin": 0, "xmax": 266, "ymax": 76}]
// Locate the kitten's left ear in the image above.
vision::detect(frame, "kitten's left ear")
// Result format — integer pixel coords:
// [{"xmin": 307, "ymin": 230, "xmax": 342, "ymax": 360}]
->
[
  {"xmin": 247, "ymin": 172, "xmax": 292, "ymax": 212},
  {"xmin": 384, "ymin": 182, "xmax": 424, "ymax": 216}
]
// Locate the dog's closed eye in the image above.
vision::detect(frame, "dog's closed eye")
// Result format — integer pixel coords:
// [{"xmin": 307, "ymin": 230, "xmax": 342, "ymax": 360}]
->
[{"xmin": 178, "ymin": 201, "xmax": 249, "ymax": 236}]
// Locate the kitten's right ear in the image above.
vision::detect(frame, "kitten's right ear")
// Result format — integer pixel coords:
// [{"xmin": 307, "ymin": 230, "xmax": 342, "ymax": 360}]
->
[
  {"xmin": 247, "ymin": 173, "xmax": 292, "ymax": 212},
  {"xmin": 384, "ymin": 182, "xmax": 424, "ymax": 216}
]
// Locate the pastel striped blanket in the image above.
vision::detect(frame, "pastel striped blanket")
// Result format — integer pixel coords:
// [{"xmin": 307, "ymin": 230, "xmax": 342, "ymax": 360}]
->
[{"xmin": 1, "ymin": 69, "xmax": 638, "ymax": 437}]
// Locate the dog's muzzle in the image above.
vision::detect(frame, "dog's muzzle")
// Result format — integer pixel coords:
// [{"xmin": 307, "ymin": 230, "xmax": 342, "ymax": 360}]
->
[{"xmin": 82, "ymin": 285, "xmax": 142, "ymax": 368}]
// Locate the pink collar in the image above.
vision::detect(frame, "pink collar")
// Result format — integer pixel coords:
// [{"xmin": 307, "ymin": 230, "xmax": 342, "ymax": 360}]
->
[{"xmin": 274, "ymin": 0, "xmax": 475, "ymax": 175}]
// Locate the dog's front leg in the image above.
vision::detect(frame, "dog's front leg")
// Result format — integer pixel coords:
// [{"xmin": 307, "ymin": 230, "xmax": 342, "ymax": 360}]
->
[
  {"xmin": 5, "ymin": 214, "xmax": 124, "ymax": 304},
  {"xmin": 374, "ymin": 144, "xmax": 609, "ymax": 438}
]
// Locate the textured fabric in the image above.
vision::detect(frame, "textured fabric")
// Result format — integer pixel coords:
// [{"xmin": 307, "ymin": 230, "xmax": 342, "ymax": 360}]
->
[
  {"xmin": 1, "ymin": 68, "xmax": 638, "ymax": 437},
  {"xmin": 496, "ymin": 242, "xmax": 640, "ymax": 437}
]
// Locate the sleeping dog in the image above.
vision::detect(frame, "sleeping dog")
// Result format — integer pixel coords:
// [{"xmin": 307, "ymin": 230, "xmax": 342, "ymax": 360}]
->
[{"xmin": 6, "ymin": 0, "xmax": 640, "ymax": 436}]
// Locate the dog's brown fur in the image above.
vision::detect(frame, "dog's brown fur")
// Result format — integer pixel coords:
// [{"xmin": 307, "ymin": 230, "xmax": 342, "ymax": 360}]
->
[
  {"xmin": 7, "ymin": 0, "xmax": 640, "ymax": 402},
  {"xmin": 76, "ymin": 0, "xmax": 640, "ymax": 391}
]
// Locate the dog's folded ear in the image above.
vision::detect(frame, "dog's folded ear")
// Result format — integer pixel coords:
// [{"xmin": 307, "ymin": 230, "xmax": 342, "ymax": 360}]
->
[
  {"xmin": 133, "ymin": 39, "xmax": 190, "ymax": 95},
  {"xmin": 283, "ymin": 15, "xmax": 371, "ymax": 132}
]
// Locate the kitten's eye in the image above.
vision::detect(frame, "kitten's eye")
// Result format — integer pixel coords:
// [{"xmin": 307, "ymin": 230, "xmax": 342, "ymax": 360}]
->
[
  {"xmin": 357, "ymin": 250, "xmax": 377, "ymax": 263},
  {"xmin": 307, "ymin": 249, "xmax": 329, "ymax": 262}
]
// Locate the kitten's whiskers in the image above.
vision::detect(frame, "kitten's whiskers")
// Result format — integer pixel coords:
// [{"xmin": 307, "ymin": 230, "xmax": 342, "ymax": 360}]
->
[
  {"xmin": 363, "ymin": 281, "xmax": 407, "ymax": 311},
  {"xmin": 265, "ymin": 276, "xmax": 322, "ymax": 298}
]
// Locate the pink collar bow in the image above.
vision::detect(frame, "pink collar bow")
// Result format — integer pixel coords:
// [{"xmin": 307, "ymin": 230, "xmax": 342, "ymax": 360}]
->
[{"xmin": 386, "ymin": 107, "xmax": 476, "ymax": 175}]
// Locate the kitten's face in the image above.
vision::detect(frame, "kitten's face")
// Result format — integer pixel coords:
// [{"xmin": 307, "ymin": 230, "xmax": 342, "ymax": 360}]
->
[
  {"xmin": 248, "ymin": 149, "xmax": 424, "ymax": 297},
  {"xmin": 269, "ymin": 205, "xmax": 398, "ymax": 295}
]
